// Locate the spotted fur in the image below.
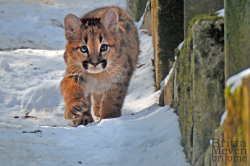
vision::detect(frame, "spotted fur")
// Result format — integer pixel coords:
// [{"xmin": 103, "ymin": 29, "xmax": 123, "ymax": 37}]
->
[{"xmin": 60, "ymin": 6, "xmax": 139, "ymax": 126}]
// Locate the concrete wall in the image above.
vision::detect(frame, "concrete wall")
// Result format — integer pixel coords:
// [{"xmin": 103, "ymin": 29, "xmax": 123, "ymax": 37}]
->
[
  {"xmin": 191, "ymin": 18, "xmax": 225, "ymax": 165},
  {"xmin": 225, "ymin": 0, "xmax": 250, "ymax": 79},
  {"xmin": 155, "ymin": 0, "xmax": 183, "ymax": 90},
  {"xmin": 126, "ymin": 0, "xmax": 148, "ymax": 21},
  {"xmin": 175, "ymin": 16, "xmax": 225, "ymax": 165},
  {"xmin": 204, "ymin": 70, "xmax": 250, "ymax": 166},
  {"xmin": 184, "ymin": 0, "xmax": 224, "ymax": 37}
]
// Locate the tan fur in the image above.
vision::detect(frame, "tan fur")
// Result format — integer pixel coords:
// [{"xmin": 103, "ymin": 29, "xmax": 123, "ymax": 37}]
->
[{"xmin": 61, "ymin": 6, "xmax": 139, "ymax": 126}]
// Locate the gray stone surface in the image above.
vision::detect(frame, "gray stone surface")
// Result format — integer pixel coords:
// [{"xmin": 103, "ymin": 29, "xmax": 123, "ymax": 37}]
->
[
  {"xmin": 126, "ymin": 0, "xmax": 148, "ymax": 21},
  {"xmin": 175, "ymin": 17, "xmax": 225, "ymax": 165},
  {"xmin": 191, "ymin": 18, "xmax": 225, "ymax": 165},
  {"xmin": 225, "ymin": 0, "xmax": 250, "ymax": 79},
  {"xmin": 140, "ymin": 1, "xmax": 153, "ymax": 35},
  {"xmin": 154, "ymin": 0, "xmax": 184, "ymax": 90},
  {"xmin": 184, "ymin": 0, "xmax": 224, "ymax": 37}
]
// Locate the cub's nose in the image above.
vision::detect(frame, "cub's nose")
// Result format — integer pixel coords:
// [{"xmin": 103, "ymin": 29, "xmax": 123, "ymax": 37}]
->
[
  {"xmin": 89, "ymin": 61, "xmax": 100, "ymax": 67},
  {"xmin": 82, "ymin": 59, "xmax": 107, "ymax": 70},
  {"xmin": 89, "ymin": 57, "xmax": 101, "ymax": 67},
  {"xmin": 82, "ymin": 60, "xmax": 100, "ymax": 69}
]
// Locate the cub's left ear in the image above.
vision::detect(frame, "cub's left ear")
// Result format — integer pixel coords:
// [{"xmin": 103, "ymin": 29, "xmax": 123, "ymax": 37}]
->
[
  {"xmin": 101, "ymin": 9, "xmax": 118, "ymax": 34},
  {"xmin": 64, "ymin": 14, "xmax": 82, "ymax": 42}
]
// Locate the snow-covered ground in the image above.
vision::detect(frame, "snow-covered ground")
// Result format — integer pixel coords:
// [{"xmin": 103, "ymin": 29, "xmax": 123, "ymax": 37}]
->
[{"xmin": 0, "ymin": 0, "xmax": 189, "ymax": 165}]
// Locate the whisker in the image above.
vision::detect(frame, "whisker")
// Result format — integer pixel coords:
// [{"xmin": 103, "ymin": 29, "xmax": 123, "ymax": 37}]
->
[{"xmin": 66, "ymin": 64, "xmax": 86, "ymax": 92}]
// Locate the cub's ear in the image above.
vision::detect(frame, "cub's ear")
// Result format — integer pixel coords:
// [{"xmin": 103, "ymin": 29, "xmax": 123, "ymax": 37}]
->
[
  {"xmin": 64, "ymin": 14, "xmax": 82, "ymax": 42},
  {"xmin": 101, "ymin": 9, "xmax": 118, "ymax": 34}
]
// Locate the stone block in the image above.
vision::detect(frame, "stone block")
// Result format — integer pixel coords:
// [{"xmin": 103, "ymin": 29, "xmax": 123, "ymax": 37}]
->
[
  {"xmin": 159, "ymin": 64, "xmax": 175, "ymax": 106},
  {"xmin": 191, "ymin": 18, "xmax": 225, "ymax": 165},
  {"xmin": 152, "ymin": 0, "xmax": 184, "ymax": 90},
  {"xmin": 175, "ymin": 18, "xmax": 194, "ymax": 162},
  {"xmin": 225, "ymin": 0, "xmax": 250, "ymax": 79},
  {"xmin": 176, "ymin": 15, "xmax": 225, "ymax": 165},
  {"xmin": 184, "ymin": 0, "xmax": 224, "ymax": 37},
  {"xmin": 223, "ymin": 69, "xmax": 250, "ymax": 166},
  {"xmin": 126, "ymin": 0, "xmax": 148, "ymax": 21},
  {"xmin": 140, "ymin": 1, "xmax": 153, "ymax": 35},
  {"xmin": 163, "ymin": 67, "xmax": 174, "ymax": 106},
  {"xmin": 205, "ymin": 69, "xmax": 250, "ymax": 166}
]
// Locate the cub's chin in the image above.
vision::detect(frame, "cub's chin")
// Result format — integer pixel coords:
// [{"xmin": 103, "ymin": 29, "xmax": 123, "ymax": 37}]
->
[
  {"xmin": 87, "ymin": 68, "xmax": 104, "ymax": 74},
  {"xmin": 85, "ymin": 64, "xmax": 105, "ymax": 74}
]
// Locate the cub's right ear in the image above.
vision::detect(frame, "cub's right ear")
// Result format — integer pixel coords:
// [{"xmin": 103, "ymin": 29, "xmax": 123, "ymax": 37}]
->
[
  {"xmin": 101, "ymin": 9, "xmax": 118, "ymax": 34},
  {"xmin": 64, "ymin": 14, "xmax": 82, "ymax": 42}
]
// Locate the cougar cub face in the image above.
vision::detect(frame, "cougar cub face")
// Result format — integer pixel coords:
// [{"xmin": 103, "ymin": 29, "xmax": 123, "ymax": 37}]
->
[{"xmin": 64, "ymin": 11, "xmax": 118, "ymax": 75}]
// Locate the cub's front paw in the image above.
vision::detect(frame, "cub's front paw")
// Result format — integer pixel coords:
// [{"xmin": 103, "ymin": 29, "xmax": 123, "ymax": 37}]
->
[
  {"xmin": 64, "ymin": 104, "xmax": 93, "ymax": 126},
  {"xmin": 72, "ymin": 113, "xmax": 94, "ymax": 126},
  {"xmin": 65, "ymin": 103, "xmax": 87, "ymax": 119}
]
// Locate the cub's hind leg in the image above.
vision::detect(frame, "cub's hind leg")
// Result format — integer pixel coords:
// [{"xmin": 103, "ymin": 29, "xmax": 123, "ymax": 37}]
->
[{"xmin": 61, "ymin": 77, "xmax": 93, "ymax": 126}]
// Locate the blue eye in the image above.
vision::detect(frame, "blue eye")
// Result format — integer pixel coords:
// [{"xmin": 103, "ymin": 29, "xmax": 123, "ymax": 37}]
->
[
  {"xmin": 100, "ymin": 44, "xmax": 108, "ymax": 52},
  {"xmin": 80, "ymin": 46, "xmax": 88, "ymax": 53}
]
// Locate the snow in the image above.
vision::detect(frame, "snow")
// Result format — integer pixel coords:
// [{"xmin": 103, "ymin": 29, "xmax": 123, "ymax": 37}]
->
[
  {"xmin": 0, "ymin": 59, "xmax": 9, "ymax": 71},
  {"xmin": 226, "ymin": 67, "xmax": 250, "ymax": 93},
  {"xmin": 178, "ymin": 40, "xmax": 185, "ymax": 50},
  {"xmin": 123, "ymin": 29, "xmax": 157, "ymax": 115},
  {"xmin": 216, "ymin": 8, "xmax": 225, "ymax": 17},
  {"xmin": 220, "ymin": 111, "xmax": 228, "ymax": 126},
  {"xmin": 136, "ymin": 0, "xmax": 150, "ymax": 28},
  {"xmin": 0, "ymin": 106, "xmax": 188, "ymax": 166},
  {"xmin": 210, "ymin": 139, "xmax": 213, "ymax": 145},
  {"xmin": 0, "ymin": 0, "xmax": 189, "ymax": 166},
  {"xmin": 0, "ymin": 0, "xmax": 126, "ymax": 50},
  {"xmin": 160, "ymin": 63, "xmax": 175, "ymax": 91}
]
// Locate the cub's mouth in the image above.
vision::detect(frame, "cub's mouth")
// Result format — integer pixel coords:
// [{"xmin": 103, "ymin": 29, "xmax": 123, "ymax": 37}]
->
[{"xmin": 82, "ymin": 60, "xmax": 107, "ymax": 74}]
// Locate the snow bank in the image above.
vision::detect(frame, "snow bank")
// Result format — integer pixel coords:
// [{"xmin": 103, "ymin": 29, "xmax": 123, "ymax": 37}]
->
[
  {"xmin": 220, "ymin": 111, "xmax": 228, "ymax": 126},
  {"xmin": 160, "ymin": 63, "xmax": 175, "ymax": 92},
  {"xmin": 123, "ymin": 30, "xmax": 156, "ymax": 115},
  {"xmin": 0, "ymin": 0, "xmax": 126, "ymax": 50},
  {"xmin": 226, "ymin": 68, "xmax": 250, "ymax": 93},
  {"xmin": 216, "ymin": 8, "xmax": 225, "ymax": 17},
  {"xmin": 0, "ymin": 106, "xmax": 189, "ymax": 166},
  {"xmin": 178, "ymin": 40, "xmax": 185, "ymax": 50},
  {"xmin": 0, "ymin": 49, "xmax": 69, "ymax": 126},
  {"xmin": 0, "ymin": 59, "xmax": 10, "ymax": 71}
]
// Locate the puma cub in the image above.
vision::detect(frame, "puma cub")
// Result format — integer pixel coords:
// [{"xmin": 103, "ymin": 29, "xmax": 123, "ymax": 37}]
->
[{"xmin": 61, "ymin": 7, "xmax": 139, "ymax": 126}]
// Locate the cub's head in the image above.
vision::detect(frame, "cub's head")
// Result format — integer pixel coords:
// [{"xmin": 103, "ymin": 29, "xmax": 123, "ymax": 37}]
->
[{"xmin": 64, "ymin": 9, "xmax": 119, "ymax": 74}]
